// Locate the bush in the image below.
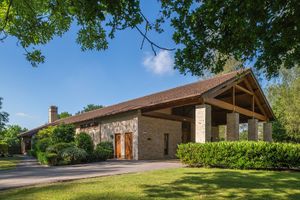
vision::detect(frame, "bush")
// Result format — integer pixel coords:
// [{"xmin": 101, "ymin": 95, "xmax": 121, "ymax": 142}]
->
[
  {"xmin": 177, "ymin": 142, "xmax": 300, "ymax": 170},
  {"xmin": 60, "ymin": 147, "xmax": 87, "ymax": 165},
  {"xmin": 52, "ymin": 124, "xmax": 75, "ymax": 143},
  {"xmin": 75, "ymin": 132, "xmax": 94, "ymax": 154},
  {"xmin": 46, "ymin": 142, "xmax": 75, "ymax": 154},
  {"xmin": 35, "ymin": 138, "xmax": 52, "ymax": 152},
  {"xmin": 0, "ymin": 141, "xmax": 8, "ymax": 156},
  {"xmin": 45, "ymin": 153, "xmax": 58, "ymax": 166},
  {"xmin": 36, "ymin": 151, "xmax": 48, "ymax": 165},
  {"xmin": 93, "ymin": 142, "xmax": 113, "ymax": 161}
]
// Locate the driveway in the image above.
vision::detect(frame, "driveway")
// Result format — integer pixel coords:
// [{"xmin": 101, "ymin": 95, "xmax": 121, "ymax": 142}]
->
[{"xmin": 0, "ymin": 157, "xmax": 182, "ymax": 190}]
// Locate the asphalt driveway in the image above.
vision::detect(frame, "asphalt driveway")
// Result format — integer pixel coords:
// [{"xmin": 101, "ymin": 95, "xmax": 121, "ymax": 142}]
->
[{"xmin": 0, "ymin": 157, "xmax": 181, "ymax": 190}]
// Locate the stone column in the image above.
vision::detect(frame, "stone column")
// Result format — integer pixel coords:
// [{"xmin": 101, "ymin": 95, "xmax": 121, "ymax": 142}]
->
[
  {"xmin": 195, "ymin": 104, "xmax": 212, "ymax": 143},
  {"xmin": 211, "ymin": 126, "xmax": 220, "ymax": 142},
  {"xmin": 226, "ymin": 113, "xmax": 239, "ymax": 141},
  {"xmin": 21, "ymin": 137, "xmax": 26, "ymax": 154},
  {"xmin": 263, "ymin": 122, "xmax": 272, "ymax": 142},
  {"xmin": 248, "ymin": 119, "xmax": 258, "ymax": 141}
]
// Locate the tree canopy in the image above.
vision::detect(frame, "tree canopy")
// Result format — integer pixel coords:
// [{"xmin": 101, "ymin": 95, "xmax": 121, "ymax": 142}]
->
[
  {"xmin": 0, "ymin": 97, "xmax": 9, "ymax": 132},
  {"xmin": 1, "ymin": 0, "xmax": 299, "ymax": 77},
  {"xmin": 76, "ymin": 104, "xmax": 104, "ymax": 115},
  {"xmin": 58, "ymin": 112, "xmax": 72, "ymax": 119},
  {"xmin": 267, "ymin": 67, "xmax": 300, "ymax": 142}
]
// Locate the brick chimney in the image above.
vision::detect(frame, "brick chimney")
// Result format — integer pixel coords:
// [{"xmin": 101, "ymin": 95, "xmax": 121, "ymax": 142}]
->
[{"xmin": 48, "ymin": 106, "xmax": 58, "ymax": 123}]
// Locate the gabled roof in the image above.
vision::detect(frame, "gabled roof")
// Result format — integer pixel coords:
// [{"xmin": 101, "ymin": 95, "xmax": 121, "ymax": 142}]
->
[{"xmin": 20, "ymin": 69, "xmax": 273, "ymax": 137}]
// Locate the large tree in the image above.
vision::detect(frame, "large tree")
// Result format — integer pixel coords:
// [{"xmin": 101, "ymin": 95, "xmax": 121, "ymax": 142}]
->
[
  {"xmin": 0, "ymin": 97, "xmax": 9, "ymax": 132},
  {"xmin": 0, "ymin": 0, "xmax": 299, "ymax": 77},
  {"xmin": 76, "ymin": 104, "xmax": 104, "ymax": 115},
  {"xmin": 58, "ymin": 112, "xmax": 72, "ymax": 119},
  {"xmin": 267, "ymin": 67, "xmax": 300, "ymax": 142}
]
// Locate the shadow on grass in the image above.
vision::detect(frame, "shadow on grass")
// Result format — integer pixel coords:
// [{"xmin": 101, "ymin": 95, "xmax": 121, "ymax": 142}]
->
[{"xmin": 142, "ymin": 169, "xmax": 300, "ymax": 200}]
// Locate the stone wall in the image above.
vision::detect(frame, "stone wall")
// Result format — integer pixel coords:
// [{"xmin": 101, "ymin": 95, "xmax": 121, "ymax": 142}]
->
[
  {"xmin": 76, "ymin": 125, "xmax": 101, "ymax": 146},
  {"xmin": 101, "ymin": 112, "xmax": 139, "ymax": 160},
  {"xmin": 138, "ymin": 115, "xmax": 182, "ymax": 160}
]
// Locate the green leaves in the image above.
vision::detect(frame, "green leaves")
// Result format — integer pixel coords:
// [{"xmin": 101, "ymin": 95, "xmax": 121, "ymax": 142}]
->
[{"xmin": 177, "ymin": 141, "xmax": 300, "ymax": 169}]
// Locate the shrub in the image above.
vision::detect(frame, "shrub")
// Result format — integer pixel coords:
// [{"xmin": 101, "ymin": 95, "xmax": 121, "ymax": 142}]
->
[
  {"xmin": 177, "ymin": 142, "xmax": 300, "ymax": 170},
  {"xmin": 60, "ymin": 147, "xmax": 87, "ymax": 165},
  {"xmin": 46, "ymin": 142, "xmax": 75, "ymax": 154},
  {"xmin": 36, "ymin": 126, "xmax": 55, "ymax": 140},
  {"xmin": 36, "ymin": 151, "xmax": 48, "ymax": 165},
  {"xmin": 75, "ymin": 132, "xmax": 94, "ymax": 154},
  {"xmin": 52, "ymin": 124, "xmax": 75, "ymax": 143},
  {"xmin": 0, "ymin": 141, "xmax": 8, "ymax": 156},
  {"xmin": 45, "ymin": 153, "xmax": 58, "ymax": 166},
  {"xmin": 35, "ymin": 138, "xmax": 52, "ymax": 152},
  {"xmin": 93, "ymin": 142, "xmax": 113, "ymax": 161}
]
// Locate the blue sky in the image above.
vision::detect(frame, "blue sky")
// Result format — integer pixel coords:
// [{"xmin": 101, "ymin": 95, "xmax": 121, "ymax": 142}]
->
[{"xmin": 0, "ymin": 1, "xmax": 201, "ymax": 129}]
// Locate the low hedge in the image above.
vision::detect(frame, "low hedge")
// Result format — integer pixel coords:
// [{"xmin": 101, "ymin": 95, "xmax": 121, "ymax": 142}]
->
[{"xmin": 177, "ymin": 142, "xmax": 300, "ymax": 170}]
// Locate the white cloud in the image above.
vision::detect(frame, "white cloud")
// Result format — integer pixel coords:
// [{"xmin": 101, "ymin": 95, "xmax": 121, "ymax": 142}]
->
[
  {"xmin": 15, "ymin": 112, "xmax": 33, "ymax": 119},
  {"xmin": 143, "ymin": 50, "xmax": 174, "ymax": 75}
]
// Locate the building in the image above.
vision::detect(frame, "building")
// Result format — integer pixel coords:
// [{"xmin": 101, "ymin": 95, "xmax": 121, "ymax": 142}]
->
[{"xmin": 20, "ymin": 69, "xmax": 274, "ymax": 160}]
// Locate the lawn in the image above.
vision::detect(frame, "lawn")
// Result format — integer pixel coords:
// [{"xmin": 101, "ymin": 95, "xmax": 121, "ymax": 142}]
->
[
  {"xmin": 0, "ymin": 168, "xmax": 299, "ymax": 200},
  {"xmin": 0, "ymin": 156, "xmax": 21, "ymax": 170}
]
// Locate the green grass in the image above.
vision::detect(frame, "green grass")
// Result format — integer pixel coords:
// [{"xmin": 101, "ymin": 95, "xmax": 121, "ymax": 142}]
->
[
  {"xmin": 0, "ymin": 168, "xmax": 299, "ymax": 200},
  {"xmin": 0, "ymin": 156, "xmax": 21, "ymax": 170}
]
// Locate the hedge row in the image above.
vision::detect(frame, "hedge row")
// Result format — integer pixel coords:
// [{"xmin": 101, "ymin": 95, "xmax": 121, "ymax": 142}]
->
[{"xmin": 177, "ymin": 142, "xmax": 300, "ymax": 170}]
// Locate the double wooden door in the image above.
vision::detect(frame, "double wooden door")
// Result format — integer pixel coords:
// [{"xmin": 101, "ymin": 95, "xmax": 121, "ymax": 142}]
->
[{"xmin": 114, "ymin": 133, "xmax": 133, "ymax": 160}]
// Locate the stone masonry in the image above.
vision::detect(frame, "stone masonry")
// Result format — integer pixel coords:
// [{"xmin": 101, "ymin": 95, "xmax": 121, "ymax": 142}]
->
[
  {"xmin": 226, "ymin": 112, "xmax": 239, "ymax": 141},
  {"xmin": 195, "ymin": 104, "xmax": 212, "ymax": 143}
]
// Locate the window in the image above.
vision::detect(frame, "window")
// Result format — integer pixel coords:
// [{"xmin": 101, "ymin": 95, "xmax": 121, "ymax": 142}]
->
[{"xmin": 164, "ymin": 133, "xmax": 169, "ymax": 155}]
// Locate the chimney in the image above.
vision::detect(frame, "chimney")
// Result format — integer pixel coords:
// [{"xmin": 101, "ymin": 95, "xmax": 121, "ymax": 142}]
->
[{"xmin": 48, "ymin": 106, "xmax": 58, "ymax": 123}]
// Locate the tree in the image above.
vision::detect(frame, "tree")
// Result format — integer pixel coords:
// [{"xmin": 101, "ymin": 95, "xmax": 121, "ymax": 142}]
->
[
  {"xmin": 267, "ymin": 67, "xmax": 300, "ymax": 142},
  {"xmin": 76, "ymin": 104, "xmax": 104, "ymax": 115},
  {"xmin": 1, "ymin": 125, "xmax": 27, "ymax": 154},
  {"xmin": 58, "ymin": 112, "xmax": 72, "ymax": 119},
  {"xmin": 1, "ymin": 1, "xmax": 299, "ymax": 78},
  {"xmin": 0, "ymin": 97, "xmax": 9, "ymax": 132}
]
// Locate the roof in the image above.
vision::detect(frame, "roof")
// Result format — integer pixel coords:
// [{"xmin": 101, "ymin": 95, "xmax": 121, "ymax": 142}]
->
[{"xmin": 21, "ymin": 69, "xmax": 266, "ymax": 137}]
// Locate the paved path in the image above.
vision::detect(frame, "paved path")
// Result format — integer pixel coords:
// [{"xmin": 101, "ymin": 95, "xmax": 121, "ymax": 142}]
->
[{"xmin": 0, "ymin": 157, "xmax": 181, "ymax": 190}]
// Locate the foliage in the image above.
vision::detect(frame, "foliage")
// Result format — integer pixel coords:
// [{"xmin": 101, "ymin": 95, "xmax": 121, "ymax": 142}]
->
[
  {"xmin": 76, "ymin": 104, "xmax": 104, "ymax": 115},
  {"xmin": 177, "ymin": 142, "xmax": 300, "ymax": 170},
  {"xmin": 58, "ymin": 112, "xmax": 72, "ymax": 119},
  {"xmin": 93, "ymin": 142, "xmax": 113, "ymax": 161},
  {"xmin": 45, "ymin": 153, "xmax": 58, "ymax": 166},
  {"xmin": 0, "ymin": 0, "xmax": 143, "ymax": 67},
  {"xmin": 60, "ymin": 147, "xmax": 87, "ymax": 165},
  {"xmin": 0, "ymin": 140, "xmax": 8, "ymax": 156},
  {"xmin": 267, "ymin": 67, "xmax": 300, "ymax": 143},
  {"xmin": 1, "ymin": 125, "xmax": 27, "ymax": 154},
  {"xmin": 159, "ymin": 1, "xmax": 300, "ymax": 78},
  {"xmin": 0, "ymin": 97, "xmax": 9, "ymax": 132},
  {"xmin": 46, "ymin": 142, "xmax": 75, "ymax": 155},
  {"xmin": 1, "ymin": 1, "xmax": 299, "ymax": 77},
  {"xmin": 75, "ymin": 132, "xmax": 94, "ymax": 155},
  {"xmin": 51, "ymin": 124, "xmax": 75, "ymax": 143},
  {"xmin": 36, "ymin": 126, "xmax": 55, "ymax": 140},
  {"xmin": 36, "ymin": 151, "xmax": 49, "ymax": 165},
  {"xmin": 35, "ymin": 138, "xmax": 52, "ymax": 153}
]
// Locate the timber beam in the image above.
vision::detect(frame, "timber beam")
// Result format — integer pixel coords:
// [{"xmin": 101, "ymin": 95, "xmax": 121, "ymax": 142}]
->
[
  {"xmin": 142, "ymin": 111, "xmax": 194, "ymax": 122},
  {"xmin": 204, "ymin": 98, "xmax": 267, "ymax": 121}
]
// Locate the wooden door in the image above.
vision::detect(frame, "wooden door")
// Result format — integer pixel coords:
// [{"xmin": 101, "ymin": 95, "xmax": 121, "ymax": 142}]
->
[
  {"xmin": 115, "ymin": 134, "xmax": 121, "ymax": 159},
  {"xmin": 125, "ymin": 133, "xmax": 133, "ymax": 160}
]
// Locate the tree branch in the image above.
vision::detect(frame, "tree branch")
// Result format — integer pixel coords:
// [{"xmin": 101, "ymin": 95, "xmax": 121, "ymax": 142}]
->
[{"xmin": 0, "ymin": 0, "xmax": 13, "ymax": 41}]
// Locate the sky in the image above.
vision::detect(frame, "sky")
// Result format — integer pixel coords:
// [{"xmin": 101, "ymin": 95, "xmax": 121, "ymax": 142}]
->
[{"xmin": 0, "ymin": 1, "xmax": 201, "ymax": 129}]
